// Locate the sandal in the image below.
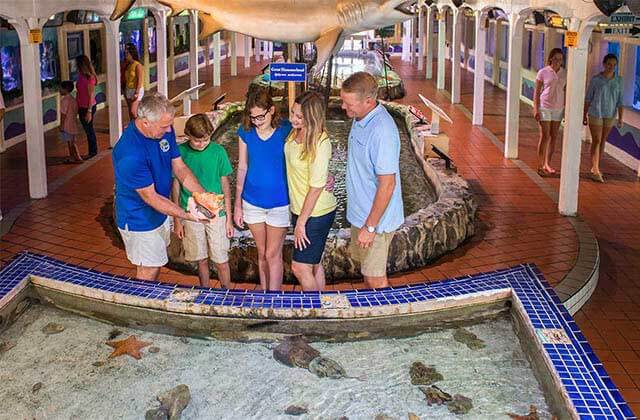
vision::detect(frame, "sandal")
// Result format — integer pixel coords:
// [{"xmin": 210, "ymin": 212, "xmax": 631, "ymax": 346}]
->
[
  {"xmin": 537, "ymin": 168, "xmax": 547, "ymax": 177},
  {"xmin": 591, "ymin": 172, "xmax": 604, "ymax": 183}
]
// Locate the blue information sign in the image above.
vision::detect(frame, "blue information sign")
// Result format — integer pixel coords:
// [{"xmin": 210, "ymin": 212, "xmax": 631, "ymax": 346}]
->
[{"xmin": 269, "ymin": 63, "xmax": 307, "ymax": 82}]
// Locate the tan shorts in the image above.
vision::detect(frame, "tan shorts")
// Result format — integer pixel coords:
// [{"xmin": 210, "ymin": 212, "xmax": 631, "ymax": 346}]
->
[
  {"xmin": 349, "ymin": 226, "xmax": 394, "ymax": 277},
  {"xmin": 182, "ymin": 216, "xmax": 230, "ymax": 264},
  {"xmin": 118, "ymin": 217, "xmax": 171, "ymax": 267},
  {"xmin": 589, "ymin": 116, "xmax": 615, "ymax": 127}
]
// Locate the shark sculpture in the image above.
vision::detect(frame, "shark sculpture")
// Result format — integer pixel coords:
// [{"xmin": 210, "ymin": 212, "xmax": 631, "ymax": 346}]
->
[{"xmin": 111, "ymin": 0, "xmax": 416, "ymax": 72}]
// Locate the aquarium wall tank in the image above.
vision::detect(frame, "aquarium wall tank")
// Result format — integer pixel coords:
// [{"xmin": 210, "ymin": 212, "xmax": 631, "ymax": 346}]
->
[{"xmin": 0, "ymin": 24, "xmax": 22, "ymax": 101}]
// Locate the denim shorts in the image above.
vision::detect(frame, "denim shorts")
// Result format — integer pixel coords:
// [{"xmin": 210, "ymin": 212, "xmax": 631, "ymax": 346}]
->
[{"xmin": 291, "ymin": 210, "xmax": 336, "ymax": 264}]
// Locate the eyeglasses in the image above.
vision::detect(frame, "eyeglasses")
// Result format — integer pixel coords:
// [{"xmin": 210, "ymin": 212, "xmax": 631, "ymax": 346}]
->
[{"xmin": 249, "ymin": 110, "xmax": 269, "ymax": 122}]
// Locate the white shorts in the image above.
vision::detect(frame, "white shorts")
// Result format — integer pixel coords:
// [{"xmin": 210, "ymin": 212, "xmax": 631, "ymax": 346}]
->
[
  {"xmin": 182, "ymin": 216, "xmax": 230, "ymax": 263},
  {"xmin": 539, "ymin": 108, "xmax": 564, "ymax": 122},
  {"xmin": 242, "ymin": 200, "xmax": 290, "ymax": 227},
  {"xmin": 118, "ymin": 217, "xmax": 171, "ymax": 267},
  {"xmin": 125, "ymin": 87, "xmax": 144, "ymax": 101}
]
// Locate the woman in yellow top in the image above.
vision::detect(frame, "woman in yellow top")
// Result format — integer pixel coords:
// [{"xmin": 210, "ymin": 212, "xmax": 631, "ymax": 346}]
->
[
  {"xmin": 123, "ymin": 44, "xmax": 144, "ymax": 121},
  {"xmin": 285, "ymin": 91, "xmax": 337, "ymax": 291}
]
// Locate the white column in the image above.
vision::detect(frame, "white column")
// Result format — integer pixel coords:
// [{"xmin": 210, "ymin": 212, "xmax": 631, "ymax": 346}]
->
[
  {"xmin": 213, "ymin": 32, "xmax": 221, "ymax": 86},
  {"xmin": 14, "ymin": 18, "xmax": 47, "ymax": 199},
  {"xmin": 153, "ymin": 9, "xmax": 168, "ymax": 96},
  {"xmin": 402, "ymin": 20, "xmax": 411, "ymax": 61},
  {"xmin": 103, "ymin": 18, "xmax": 123, "ymax": 146},
  {"xmin": 620, "ymin": 43, "xmax": 637, "ymax": 107},
  {"xmin": 437, "ymin": 10, "xmax": 446, "ymax": 90},
  {"xmin": 451, "ymin": 9, "xmax": 462, "ymax": 103},
  {"xmin": 254, "ymin": 38, "xmax": 261, "ymax": 61},
  {"xmin": 559, "ymin": 19, "xmax": 592, "ymax": 216},
  {"xmin": 425, "ymin": 8, "xmax": 433, "ymax": 79},
  {"xmin": 188, "ymin": 10, "xmax": 199, "ymax": 99},
  {"xmin": 417, "ymin": 8, "xmax": 425, "ymax": 70},
  {"xmin": 472, "ymin": 11, "xmax": 486, "ymax": 125},
  {"xmin": 504, "ymin": 13, "xmax": 525, "ymax": 159},
  {"xmin": 462, "ymin": 14, "xmax": 468, "ymax": 70},
  {"xmin": 492, "ymin": 21, "xmax": 500, "ymax": 85},
  {"xmin": 230, "ymin": 32, "xmax": 238, "ymax": 76},
  {"xmin": 244, "ymin": 35, "xmax": 251, "ymax": 68}
]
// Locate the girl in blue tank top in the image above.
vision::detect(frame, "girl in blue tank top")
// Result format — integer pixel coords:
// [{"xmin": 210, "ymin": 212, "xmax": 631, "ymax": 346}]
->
[{"xmin": 234, "ymin": 88, "xmax": 292, "ymax": 291}]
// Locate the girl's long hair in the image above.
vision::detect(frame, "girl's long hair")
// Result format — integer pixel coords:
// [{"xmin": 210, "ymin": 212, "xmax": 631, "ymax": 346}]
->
[
  {"xmin": 75, "ymin": 55, "xmax": 97, "ymax": 81},
  {"xmin": 291, "ymin": 91, "xmax": 326, "ymax": 163},
  {"xmin": 242, "ymin": 87, "xmax": 280, "ymax": 131}
]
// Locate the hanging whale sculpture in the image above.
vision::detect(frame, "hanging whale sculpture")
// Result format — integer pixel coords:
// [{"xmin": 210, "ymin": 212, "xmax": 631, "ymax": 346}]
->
[{"xmin": 110, "ymin": 0, "xmax": 417, "ymax": 72}]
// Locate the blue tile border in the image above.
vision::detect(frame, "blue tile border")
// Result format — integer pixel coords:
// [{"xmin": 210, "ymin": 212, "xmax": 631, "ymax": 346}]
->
[{"xmin": 0, "ymin": 251, "xmax": 635, "ymax": 419}]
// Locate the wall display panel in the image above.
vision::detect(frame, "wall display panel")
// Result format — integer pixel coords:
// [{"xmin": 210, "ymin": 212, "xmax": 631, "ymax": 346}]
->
[
  {"xmin": 173, "ymin": 16, "xmax": 190, "ymax": 55},
  {"xmin": 66, "ymin": 31, "xmax": 84, "ymax": 81},
  {"xmin": 40, "ymin": 28, "xmax": 60, "ymax": 93},
  {"xmin": 0, "ymin": 27, "xmax": 22, "ymax": 102},
  {"xmin": 119, "ymin": 20, "xmax": 144, "ymax": 60}
]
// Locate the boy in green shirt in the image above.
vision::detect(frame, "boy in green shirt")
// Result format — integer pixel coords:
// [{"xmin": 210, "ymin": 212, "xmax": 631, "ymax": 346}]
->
[{"xmin": 172, "ymin": 114, "xmax": 233, "ymax": 288}]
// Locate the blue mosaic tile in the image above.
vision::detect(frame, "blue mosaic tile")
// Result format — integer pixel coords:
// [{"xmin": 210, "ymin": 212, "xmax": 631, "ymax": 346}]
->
[{"xmin": 0, "ymin": 252, "xmax": 636, "ymax": 418}]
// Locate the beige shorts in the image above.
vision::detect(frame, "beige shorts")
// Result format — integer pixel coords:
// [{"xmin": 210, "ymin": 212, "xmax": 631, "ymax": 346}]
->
[
  {"xmin": 589, "ymin": 116, "xmax": 616, "ymax": 127},
  {"xmin": 182, "ymin": 216, "xmax": 230, "ymax": 263},
  {"xmin": 349, "ymin": 226, "xmax": 394, "ymax": 277},
  {"xmin": 118, "ymin": 217, "xmax": 171, "ymax": 267}
]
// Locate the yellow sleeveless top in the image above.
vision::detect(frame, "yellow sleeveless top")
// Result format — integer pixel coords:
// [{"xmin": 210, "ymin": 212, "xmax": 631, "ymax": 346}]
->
[{"xmin": 125, "ymin": 61, "xmax": 141, "ymax": 89}]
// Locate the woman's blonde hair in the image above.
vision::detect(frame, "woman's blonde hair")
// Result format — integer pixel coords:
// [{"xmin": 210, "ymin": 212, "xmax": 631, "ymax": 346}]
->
[
  {"xmin": 184, "ymin": 113, "xmax": 214, "ymax": 139},
  {"xmin": 291, "ymin": 91, "xmax": 326, "ymax": 163}
]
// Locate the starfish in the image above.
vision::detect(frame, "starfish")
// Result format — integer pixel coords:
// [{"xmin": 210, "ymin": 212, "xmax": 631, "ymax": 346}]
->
[{"xmin": 105, "ymin": 335, "xmax": 152, "ymax": 360}]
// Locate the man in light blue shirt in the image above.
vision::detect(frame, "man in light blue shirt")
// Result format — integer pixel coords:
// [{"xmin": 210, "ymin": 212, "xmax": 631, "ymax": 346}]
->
[{"xmin": 342, "ymin": 72, "xmax": 404, "ymax": 288}]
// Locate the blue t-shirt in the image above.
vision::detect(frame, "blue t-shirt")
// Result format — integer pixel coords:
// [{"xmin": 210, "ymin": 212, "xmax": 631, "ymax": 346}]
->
[
  {"xmin": 113, "ymin": 122, "xmax": 180, "ymax": 231},
  {"xmin": 346, "ymin": 104, "xmax": 404, "ymax": 233},
  {"xmin": 237, "ymin": 120, "xmax": 292, "ymax": 209}
]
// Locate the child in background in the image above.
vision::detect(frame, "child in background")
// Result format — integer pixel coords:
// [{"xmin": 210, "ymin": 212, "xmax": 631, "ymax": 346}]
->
[
  {"xmin": 172, "ymin": 114, "xmax": 234, "ymax": 288},
  {"xmin": 59, "ymin": 80, "xmax": 82, "ymax": 163}
]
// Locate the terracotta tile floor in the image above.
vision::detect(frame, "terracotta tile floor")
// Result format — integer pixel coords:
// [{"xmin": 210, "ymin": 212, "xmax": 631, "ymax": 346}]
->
[{"xmin": 1, "ymin": 55, "xmax": 639, "ymax": 411}]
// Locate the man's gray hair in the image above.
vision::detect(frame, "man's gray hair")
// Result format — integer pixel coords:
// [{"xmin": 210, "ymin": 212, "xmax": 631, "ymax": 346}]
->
[{"xmin": 136, "ymin": 92, "xmax": 175, "ymax": 122}]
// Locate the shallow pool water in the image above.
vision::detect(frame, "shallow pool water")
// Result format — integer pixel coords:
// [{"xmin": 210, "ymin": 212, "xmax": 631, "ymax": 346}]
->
[
  {"xmin": 215, "ymin": 109, "xmax": 436, "ymax": 229},
  {"xmin": 0, "ymin": 306, "xmax": 552, "ymax": 419}
]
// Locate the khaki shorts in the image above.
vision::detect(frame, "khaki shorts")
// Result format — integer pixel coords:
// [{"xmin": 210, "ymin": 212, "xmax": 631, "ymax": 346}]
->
[
  {"xmin": 118, "ymin": 217, "xmax": 171, "ymax": 267},
  {"xmin": 182, "ymin": 216, "xmax": 230, "ymax": 263},
  {"xmin": 589, "ymin": 116, "xmax": 615, "ymax": 127},
  {"xmin": 349, "ymin": 226, "xmax": 394, "ymax": 277}
]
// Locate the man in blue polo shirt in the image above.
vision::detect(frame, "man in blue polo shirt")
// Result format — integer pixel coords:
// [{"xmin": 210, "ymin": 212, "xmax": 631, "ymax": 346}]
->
[
  {"xmin": 341, "ymin": 71, "xmax": 404, "ymax": 289},
  {"xmin": 113, "ymin": 93, "xmax": 207, "ymax": 281}
]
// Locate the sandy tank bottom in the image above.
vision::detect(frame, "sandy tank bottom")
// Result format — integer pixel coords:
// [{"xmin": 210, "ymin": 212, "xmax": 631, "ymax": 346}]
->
[{"xmin": 0, "ymin": 305, "xmax": 552, "ymax": 419}]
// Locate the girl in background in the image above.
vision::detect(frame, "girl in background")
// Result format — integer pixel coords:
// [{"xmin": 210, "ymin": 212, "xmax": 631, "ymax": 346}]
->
[
  {"xmin": 584, "ymin": 54, "xmax": 624, "ymax": 183},
  {"xmin": 533, "ymin": 48, "xmax": 566, "ymax": 176},
  {"xmin": 75, "ymin": 55, "xmax": 98, "ymax": 158}
]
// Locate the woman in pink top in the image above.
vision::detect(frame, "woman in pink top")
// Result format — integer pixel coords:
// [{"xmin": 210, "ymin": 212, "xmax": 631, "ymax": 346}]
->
[
  {"xmin": 533, "ymin": 48, "xmax": 565, "ymax": 176},
  {"xmin": 75, "ymin": 55, "xmax": 98, "ymax": 158}
]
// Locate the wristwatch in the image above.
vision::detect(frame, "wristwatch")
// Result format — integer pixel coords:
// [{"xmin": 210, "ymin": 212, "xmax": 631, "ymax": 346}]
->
[{"xmin": 364, "ymin": 224, "xmax": 376, "ymax": 233}]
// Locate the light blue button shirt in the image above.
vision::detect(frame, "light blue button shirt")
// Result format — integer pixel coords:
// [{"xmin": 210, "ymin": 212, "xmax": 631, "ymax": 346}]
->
[
  {"xmin": 586, "ymin": 74, "xmax": 623, "ymax": 118},
  {"xmin": 346, "ymin": 103, "xmax": 404, "ymax": 233}
]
